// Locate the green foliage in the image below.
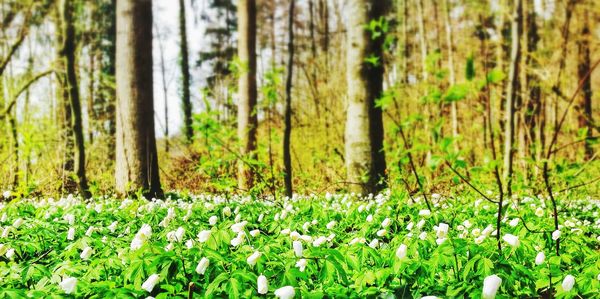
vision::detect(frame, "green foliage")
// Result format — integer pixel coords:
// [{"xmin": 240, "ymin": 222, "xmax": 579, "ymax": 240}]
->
[{"xmin": 0, "ymin": 191, "xmax": 597, "ymax": 297}]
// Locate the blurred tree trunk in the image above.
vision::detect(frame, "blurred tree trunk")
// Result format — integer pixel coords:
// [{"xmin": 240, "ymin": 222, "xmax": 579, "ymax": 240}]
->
[
  {"xmin": 345, "ymin": 0, "xmax": 387, "ymax": 195},
  {"xmin": 503, "ymin": 0, "xmax": 522, "ymax": 197},
  {"xmin": 577, "ymin": 3, "xmax": 593, "ymax": 159},
  {"xmin": 60, "ymin": 0, "xmax": 90, "ymax": 197},
  {"xmin": 522, "ymin": 0, "xmax": 541, "ymax": 177},
  {"xmin": 237, "ymin": 0, "xmax": 258, "ymax": 191},
  {"xmin": 115, "ymin": 0, "xmax": 162, "ymax": 198},
  {"xmin": 442, "ymin": 0, "xmax": 458, "ymax": 140},
  {"xmin": 54, "ymin": 3, "xmax": 75, "ymax": 194},
  {"xmin": 283, "ymin": 0, "xmax": 295, "ymax": 198},
  {"xmin": 179, "ymin": 0, "xmax": 192, "ymax": 143}
]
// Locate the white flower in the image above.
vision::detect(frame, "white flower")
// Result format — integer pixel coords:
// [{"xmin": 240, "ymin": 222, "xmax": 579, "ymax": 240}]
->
[
  {"xmin": 131, "ymin": 236, "xmax": 144, "ymax": 250},
  {"xmin": 2, "ymin": 191, "xmax": 10, "ymax": 199},
  {"xmin": 67, "ymin": 227, "xmax": 75, "ymax": 240},
  {"xmin": 436, "ymin": 223, "xmax": 449, "ymax": 238},
  {"xmin": 258, "ymin": 213, "xmax": 264, "ymax": 222},
  {"xmin": 80, "ymin": 246, "xmax": 93, "ymax": 260},
  {"xmin": 416, "ymin": 219, "xmax": 426, "ymax": 229},
  {"xmin": 141, "ymin": 274, "xmax": 160, "ymax": 292},
  {"xmin": 349, "ymin": 237, "xmax": 366, "ymax": 245},
  {"xmin": 230, "ymin": 236, "xmax": 243, "ymax": 247},
  {"xmin": 482, "ymin": 274, "xmax": 502, "ymax": 299},
  {"xmin": 535, "ymin": 252, "xmax": 545, "ymax": 265},
  {"xmin": 5, "ymin": 248, "xmax": 14, "ymax": 259},
  {"xmin": 376, "ymin": 229, "xmax": 387, "ymax": 237},
  {"xmin": 562, "ymin": 275, "xmax": 575, "ymax": 291},
  {"xmin": 63, "ymin": 214, "xmax": 75, "ymax": 225},
  {"xmin": 196, "ymin": 257, "xmax": 209, "ymax": 274},
  {"xmin": 197, "ymin": 230, "xmax": 211, "ymax": 243},
  {"xmin": 552, "ymin": 230, "xmax": 561, "ymax": 240},
  {"xmin": 295, "ymin": 259, "xmax": 307, "ymax": 272},
  {"xmin": 223, "ymin": 207, "xmax": 232, "ymax": 217},
  {"xmin": 463, "ymin": 220, "xmax": 472, "ymax": 228},
  {"xmin": 535, "ymin": 207, "xmax": 544, "ymax": 217},
  {"xmin": 250, "ymin": 229, "xmax": 260, "ymax": 237},
  {"xmin": 395, "ymin": 244, "xmax": 407, "ymax": 259},
  {"xmin": 280, "ymin": 228, "xmax": 291, "ymax": 235},
  {"xmin": 509, "ymin": 218, "xmax": 519, "ymax": 227},
  {"xmin": 257, "ymin": 274, "xmax": 268, "ymax": 294},
  {"xmin": 381, "ymin": 218, "xmax": 391, "ymax": 228},
  {"xmin": 312, "ymin": 236, "xmax": 327, "ymax": 247},
  {"xmin": 85, "ymin": 226, "xmax": 95, "ymax": 237},
  {"xmin": 209, "ymin": 215, "xmax": 218, "ymax": 225},
  {"xmin": 366, "ymin": 214, "xmax": 373, "ymax": 222},
  {"xmin": 247, "ymin": 251, "xmax": 261, "ymax": 266},
  {"xmin": 59, "ymin": 277, "xmax": 77, "ymax": 294},
  {"xmin": 475, "ymin": 235, "xmax": 486, "ymax": 244},
  {"xmin": 274, "ymin": 286, "xmax": 295, "ymax": 299},
  {"xmin": 406, "ymin": 222, "xmax": 414, "ymax": 230},
  {"xmin": 108, "ymin": 221, "xmax": 118, "ymax": 233},
  {"xmin": 12, "ymin": 218, "xmax": 23, "ymax": 228},
  {"xmin": 164, "ymin": 243, "xmax": 174, "ymax": 251},
  {"xmin": 231, "ymin": 221, "xmax": 248, "ymax": 233},
  {"xmin": 419, "ymin": 209, "xmax": 431, "ymax": 217},
  {"xmin": 234, "ymin": 214, "xmax": 242, "ymax": 223},
  {"xmin": 368, "ymin": 238, "xmax": 379, "ymax": 249},
  {"xmin": 502, "ymin": 234, "xmax": 520, "ymax": 247},
  {"xmin": 293, "ymin": 241, "xmax": 303, "ymax": 257},
  {"xmin": 185, "ymin": 239, "xmax": 194, "ymax": 249},
  {"xmin": 436, "ymin": 238, "xmax": 446, "ymax": 245},
  {"xmin": 418, "ymin": 232, "xmax": 427, "ymax": 240},
  {"xmin": 421, "ymin": 296, "xmax": 440, "ymax": 299},
  {"xmin": 596, "ymin": 273, "xmax": 600, "ymax": 281},
  {"xmin": 326, "ymin": 221, "xmax": 337, "ymax": 230},
  {"xmin": 288, "ymin": 231, "xmax": 299, "ymax": 240}
]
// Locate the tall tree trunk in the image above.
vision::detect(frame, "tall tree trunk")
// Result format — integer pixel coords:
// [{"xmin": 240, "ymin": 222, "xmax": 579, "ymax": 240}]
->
[
  {"xmin": 87, "ymin": 47, "xmax": 95, "ymax": 144},
  {"xmin": 61, "ymin": 0, "xmax": 90, "ymax": 198},
  {"xmin": 416, "ymin": 0, "xmax": 428, "ymax": 81},
  {"xmin": 155, "ymin": 22, "xmax": 170, "ymax": 153},
  {"xmin": 54, "ymin": 3, "xmax": 75, "ymax": 194},
  {"xmin": 577, "ymin": 3, "xmax": 593, "ymax": 159},
  {"xmin": 345, "ymin": 0, "xmax": 388, "ymax": 195},
  {"xmin": 283, "ymin": 0, "xmax": 295, "ymax": 198},
  {"xmin": 523, "ymin": 0, "xmax": 541, "ymax": 176},
  {"xmin": 237, "ymin": 0, "xmax": 258, "ymax": 191},
  {"xmin": 9, "ymin": 114, "xmax": 18, "ymax": 187},
  {"xmin": 442, "ymin": 0, "xmax": 458, "ymax": 140},
  {"xmin": 115, "ymin": 0, "xmax": 162, "ymax": 198},
  {"xmin": 503, "ymin": 0, "xmax": 522, "ymax": 197},
  {"xmin": 179, "ymin": 0, "xmax": 192, "ymax": 143}
]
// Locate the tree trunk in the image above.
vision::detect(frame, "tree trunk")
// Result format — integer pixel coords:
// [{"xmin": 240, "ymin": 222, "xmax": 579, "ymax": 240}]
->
[
  {"xmin": 577, "ymin": 4, "xmax": 593, "ymax": 159},
  {"xmin": 416, "ymin": 0, "xmax": 428, "ymax": 81},
  {"xmin": 442, "ymin": 0, "xmax": 458, "ymax": 140},
  {"xmin": 283, "ymin": 0, "xmax": 295, "ymax": 198},
  {"xmin": 237, "ymin": 0, "xmax": 258, "ymax": 191},
  {"xmin": 503, "ymin": 0, "xmax": 522, "ymax": 197},
  {"xmin": 61, "ymin": 0, "xmax": 90, "ymax": 198},
  {"xmin": 179, "ymin": 0, "xmax": 193, "ymax": 143},
  {"xmin": 345, "ymin": 0, "xmax": 388, "ymax": 195},
  {"xmin": 115, "ymin": 0, "xmax": 162, "ymax": 198},
  {"xmin": 523, "ymin": 0, "xmax": 541, "ymax": 176}
]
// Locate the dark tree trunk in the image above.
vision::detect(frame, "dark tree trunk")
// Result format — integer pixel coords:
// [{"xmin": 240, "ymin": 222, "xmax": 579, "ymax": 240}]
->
[
  {"xmin": 179, "ymin": 0, "xmax": 193, "ymax": 143},
  {"xmin": 283, "ymin": 0, "xmax": 295, "ymax": 198}
]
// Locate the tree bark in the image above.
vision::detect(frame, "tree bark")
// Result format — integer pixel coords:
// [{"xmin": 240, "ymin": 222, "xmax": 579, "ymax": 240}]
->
[
  {"xmin": 503, "ymin": 0, "xmax": 522, "ymax": 197},
  {"xmin": 283, "ymin": 0, "xmax": 295, "ymax": 198},
  {"xmin": 179, "ymin": 0, "xmax": 193, "ymax": 143},
  {"xmin": 442, "ymin": 0, "xmax": 458, "ymax": 140},
  {"xmin": 344, "ymin": 0, "xmax": 388, "ymax": 195},
  {"xmin": 115, "ymin": 0, "xmax": 162, "ymax": 198},
  {"xmin": 237, "ymin": 0, "xmax": 258, "ymax": 191},
  {"xmin": 577, "ymin": 3, "xmax": 593, "ymax": 159}
]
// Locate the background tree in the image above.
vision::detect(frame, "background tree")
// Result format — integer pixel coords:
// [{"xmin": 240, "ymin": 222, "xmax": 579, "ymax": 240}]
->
[
  {"xmin": 344, "ymin": 0, "xmax": 388, "ymax": 195},
  {"xmin": 237, "ymin": 0, "xmax": 258, "ymax": 190},
  {"xmin": 115, "ymin": 0, "xmax": 162, "ymax": 198}
]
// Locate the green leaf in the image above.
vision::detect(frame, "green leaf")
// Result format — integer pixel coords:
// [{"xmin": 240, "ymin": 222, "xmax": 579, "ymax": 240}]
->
[{"xmin": 486, "ymin": 68, "xmax": 506, "ymax": 84}]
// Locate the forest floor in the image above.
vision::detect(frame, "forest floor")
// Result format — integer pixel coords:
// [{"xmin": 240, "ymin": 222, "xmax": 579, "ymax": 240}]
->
[{"xmin": 0, "ymin": 192, "xmax": 598, "ymax": 298}]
